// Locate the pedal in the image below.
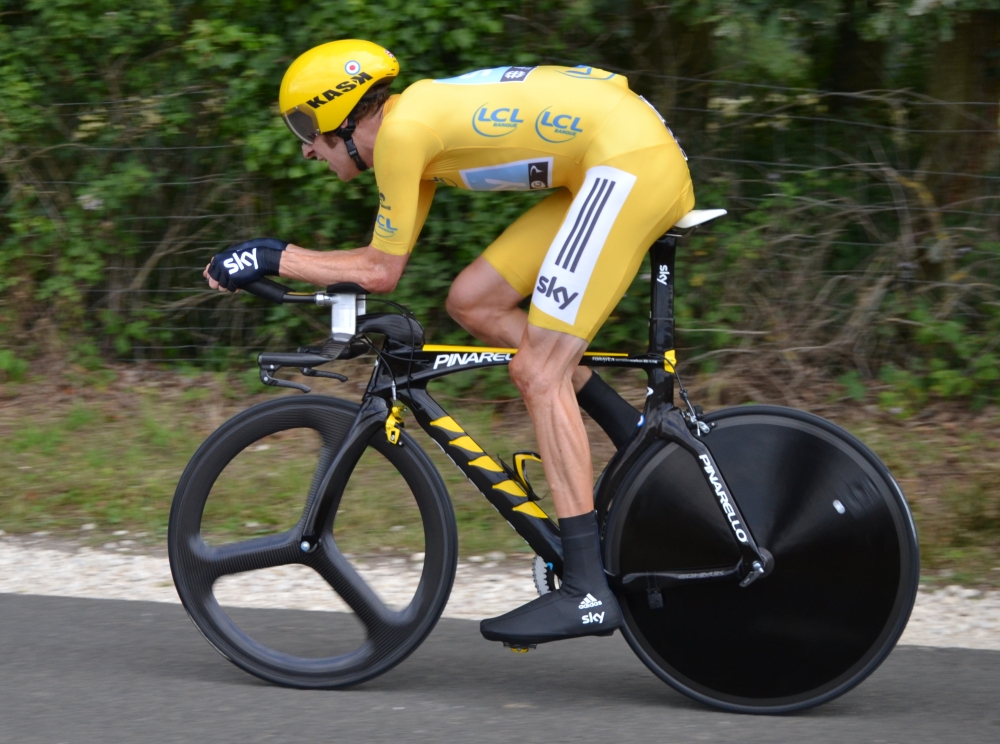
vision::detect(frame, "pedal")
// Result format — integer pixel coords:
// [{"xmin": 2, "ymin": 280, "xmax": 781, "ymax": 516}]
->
[
  {"xmin": 499, "ymin": 451, "xmax": 544, "ymax": 501},
  {"xmin": 504, "ymin": 643, "xmax": 537, "ymax": 653}
]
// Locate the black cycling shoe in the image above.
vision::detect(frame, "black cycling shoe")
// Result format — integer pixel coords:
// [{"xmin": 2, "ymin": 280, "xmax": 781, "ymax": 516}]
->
[
  {"xmin": 480, "ymin": 511, "xmax": 622, "ymax": 646},
  {"xmin": 480, "ymin": 583, "xmax": 622, "ymax": 645}
]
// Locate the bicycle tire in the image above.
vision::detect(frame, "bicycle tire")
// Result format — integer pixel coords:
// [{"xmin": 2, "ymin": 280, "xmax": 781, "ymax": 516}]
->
[
  {"xmin": 168, "ymin": 395, "xmax": 458, "ymax": 688},
  {"xmin": 603, "ymin": 405, "xmax": 919, "ymax": 713}
]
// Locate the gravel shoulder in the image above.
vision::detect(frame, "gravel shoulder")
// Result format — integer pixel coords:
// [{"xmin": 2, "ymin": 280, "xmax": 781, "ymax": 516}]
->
[{"xmin": 1, "ymin": 535, "xmax": 998, "ymax": 650}]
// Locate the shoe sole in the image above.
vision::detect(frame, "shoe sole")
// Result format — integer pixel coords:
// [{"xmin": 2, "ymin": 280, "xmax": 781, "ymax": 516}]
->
[{"xmin": 482, "ymin": 627, "xmax": 617, "ymax": 645}]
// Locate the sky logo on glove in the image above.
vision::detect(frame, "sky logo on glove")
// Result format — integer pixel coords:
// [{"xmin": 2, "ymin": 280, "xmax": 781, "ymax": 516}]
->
[{"xmin": 223, "ymin": 248, "xmax": 259, "ymax": 275}]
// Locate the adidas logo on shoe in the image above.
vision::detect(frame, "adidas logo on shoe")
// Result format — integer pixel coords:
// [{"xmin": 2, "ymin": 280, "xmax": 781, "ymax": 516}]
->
[{"xmin": 578, "ymin": 593, "xmax": 603, "ymax": 609}]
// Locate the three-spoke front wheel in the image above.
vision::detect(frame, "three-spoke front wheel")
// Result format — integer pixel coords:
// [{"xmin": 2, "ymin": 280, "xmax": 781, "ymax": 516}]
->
[{"xmin": 168, "ymin": 396, "xmax": 457, "ymax": 688}]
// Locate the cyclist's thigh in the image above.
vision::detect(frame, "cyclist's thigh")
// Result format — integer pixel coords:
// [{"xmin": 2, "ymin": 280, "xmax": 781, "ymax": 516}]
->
[
  {"xmin": 481, "ymin": 188, "xmax": 574, "ymax": 298},
  {"xmin": 528, "ymin": 145, "xmax": 694, "ymax": 341}
]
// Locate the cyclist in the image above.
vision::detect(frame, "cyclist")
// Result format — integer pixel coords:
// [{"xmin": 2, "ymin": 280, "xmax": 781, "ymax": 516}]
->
[{"xmin": 205, "ymin": 39, "xmax": 694, "ymax": 648}]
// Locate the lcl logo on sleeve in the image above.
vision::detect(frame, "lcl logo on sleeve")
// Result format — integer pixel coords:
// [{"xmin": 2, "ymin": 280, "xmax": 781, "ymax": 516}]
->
[{"xmin": 374, "ymin": 214, "xmax": 398, "ymax": 239}]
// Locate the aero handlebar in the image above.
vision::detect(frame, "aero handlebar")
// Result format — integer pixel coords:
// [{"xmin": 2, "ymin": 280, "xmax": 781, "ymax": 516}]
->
[{"xmin": 243, "ymin": 279, "xmax": 370, "ymax": 305}]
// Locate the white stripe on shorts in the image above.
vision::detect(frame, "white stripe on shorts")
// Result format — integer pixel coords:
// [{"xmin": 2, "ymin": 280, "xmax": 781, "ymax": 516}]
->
[{"xmin": 531, "ymin": 165, "xmax": 637, "ymax": 327}]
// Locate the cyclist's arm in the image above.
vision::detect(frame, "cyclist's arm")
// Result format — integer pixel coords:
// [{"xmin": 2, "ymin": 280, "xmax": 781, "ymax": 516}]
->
[
  {"xmin": 369, "ymin": 119, "xmax": 441, "ymax": 255},
  {"xmin": 280, "ymin": 120, "xmax": 440, "ymax": 291},
  {"xmin": 279, "ymin": 244, "xmax": 409, "ymax": 293}
]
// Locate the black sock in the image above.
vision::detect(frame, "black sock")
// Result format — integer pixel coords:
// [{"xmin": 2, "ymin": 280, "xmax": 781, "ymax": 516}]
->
[
  {"xmin": 558, "ymin": 511, "xmax": 608, "ymax": 594},
  {"xmin": 576, "ymin": 371, "xmax": 642, "ymax": 450}
]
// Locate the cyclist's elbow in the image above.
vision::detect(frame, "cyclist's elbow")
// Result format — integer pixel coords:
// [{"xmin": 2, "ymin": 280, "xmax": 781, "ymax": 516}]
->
[
  {"xmin": 362, "ymin": 246, "xmax": 408, "ymax": 294},
  {"xmin": 367, "ymin": 273, "xmax": 400, "ymax": 293}
]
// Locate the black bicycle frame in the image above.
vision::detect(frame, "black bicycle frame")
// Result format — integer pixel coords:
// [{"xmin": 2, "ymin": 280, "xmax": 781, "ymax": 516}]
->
[{"xmin": 296, "ymin": 231, "xmax": 772, "ymax": 590}]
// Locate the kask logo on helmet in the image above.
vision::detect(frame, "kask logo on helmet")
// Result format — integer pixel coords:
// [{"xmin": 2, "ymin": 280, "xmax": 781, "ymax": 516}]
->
[
  {"xmin": 472, "ymin": 104, "xmax": 525, "ymax": 137},
  {"xmin": 304, "ymin": 71, "xmax": 374, "ymax": 110},
  {"xmin": 535, "ymin": 108, "xmax": 584, "ymax": 143}
]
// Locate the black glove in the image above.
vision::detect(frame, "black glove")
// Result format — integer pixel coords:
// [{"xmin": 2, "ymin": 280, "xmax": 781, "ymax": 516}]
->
[{"xmin": 208, "ymin": 237, "xmax": 287, "ymax": 291}]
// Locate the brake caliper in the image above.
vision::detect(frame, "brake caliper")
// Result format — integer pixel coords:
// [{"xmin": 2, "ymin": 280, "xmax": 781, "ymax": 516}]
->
[{"xmin": 385, "ymin": 404, "xmax": 405, "ymax": 445}]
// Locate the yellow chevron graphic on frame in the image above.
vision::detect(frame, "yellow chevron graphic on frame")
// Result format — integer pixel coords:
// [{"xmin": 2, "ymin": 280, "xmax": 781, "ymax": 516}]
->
[
  {"xmin": 449, "ymin": 436, "xmax": 484, "ymax": 454},
  {"xmin": 468, "ymin": 455, "xmax": 503, "ymax": 472},
  {"xmin": 430, "ymin": 416, "xmax": 465, "ymax": 433},
  {"xmin": 492, "ymin": 480, "xmax": 527, "ymax": 497},
  {"xmin": 512, "ymin": 501, "xmax": 548, "ymax": 518}
]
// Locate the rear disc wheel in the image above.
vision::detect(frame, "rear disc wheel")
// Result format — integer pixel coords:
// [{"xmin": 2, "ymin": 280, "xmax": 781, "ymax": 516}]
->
[{"xmin": 604, "ymin": 405, "xmax": 919, "ymax": 712}]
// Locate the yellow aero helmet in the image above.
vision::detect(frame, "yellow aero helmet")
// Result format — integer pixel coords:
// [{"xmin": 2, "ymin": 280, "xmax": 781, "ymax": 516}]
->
[{"xmin": 279, "ymin": 39, "xmax": 399, "ymax": 145}]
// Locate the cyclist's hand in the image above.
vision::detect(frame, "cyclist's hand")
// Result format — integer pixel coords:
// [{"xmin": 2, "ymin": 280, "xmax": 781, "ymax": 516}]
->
[{"xmin": 206, "ymin": 237, "xmax": 288, "ymax": 291}]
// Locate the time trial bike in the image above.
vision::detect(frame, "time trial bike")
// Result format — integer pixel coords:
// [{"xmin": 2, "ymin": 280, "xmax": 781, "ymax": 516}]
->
[{"xmin": 168, "ymin": 208, "xmax": 919, "ymax": 713}]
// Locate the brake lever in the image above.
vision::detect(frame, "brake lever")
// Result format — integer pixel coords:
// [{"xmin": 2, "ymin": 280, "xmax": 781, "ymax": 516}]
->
[
  {"xmin": 259, "ymin": 366, "xmax": 311, "ymax": 393},
  {"xmin": 301, "ymin": 367, "xmax": 348, "ymax": 382}
]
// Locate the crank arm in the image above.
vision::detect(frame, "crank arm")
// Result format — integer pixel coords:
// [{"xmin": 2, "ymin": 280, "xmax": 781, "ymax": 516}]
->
[{"xmin": 610, "ymin": 564, "xmax": 742, "ymax": 592}]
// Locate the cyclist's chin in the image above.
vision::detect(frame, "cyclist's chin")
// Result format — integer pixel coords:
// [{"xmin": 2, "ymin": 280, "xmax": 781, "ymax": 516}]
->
[{"xmin": 329, "ymin": 161, "xmax": 359, "ymax": 181}]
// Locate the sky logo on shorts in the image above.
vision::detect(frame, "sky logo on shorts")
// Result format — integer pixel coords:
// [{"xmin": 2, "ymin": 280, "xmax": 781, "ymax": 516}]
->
[
  {"xmin": 535, "ymin": 275, "xmax": 579, "ymax": 310},
  {"xmin": 535, "ymin": 108, "xmax": 584, "ymax": 143},
  {"xmin": 374, "ymin": 214, "xmax": 398, "ymax": 239},
  {"xmin": 472, "ymin": 105, "xmax": 525, "ymax": 137}
]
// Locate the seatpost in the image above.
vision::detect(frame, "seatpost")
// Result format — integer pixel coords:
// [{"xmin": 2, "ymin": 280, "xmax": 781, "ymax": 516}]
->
[
  {"xmin": 647, "ymin": 234, "xmax": 677, "ymax": 405},
  {"xmin": 648, "ymin": 235, "xmax": 677, "ymax": 354}
]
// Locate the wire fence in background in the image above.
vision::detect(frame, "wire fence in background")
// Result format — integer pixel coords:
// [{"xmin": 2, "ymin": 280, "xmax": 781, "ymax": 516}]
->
[{"xmin": 3, "ymin": 76, "xmax": 998, "ymax": 398}]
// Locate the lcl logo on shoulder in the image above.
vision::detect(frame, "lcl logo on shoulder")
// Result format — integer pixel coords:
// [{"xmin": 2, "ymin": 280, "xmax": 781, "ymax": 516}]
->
[
  {"xmin": 535, "ymin": 107, "xmax": 583, "ymax": 143},
  {"xmin": 535, "ymin": 275, "xmax": 579, "ymax": 310},
  {"xmin": 472, "ymin": 105, "xmax": 524, "ymax": 137}
]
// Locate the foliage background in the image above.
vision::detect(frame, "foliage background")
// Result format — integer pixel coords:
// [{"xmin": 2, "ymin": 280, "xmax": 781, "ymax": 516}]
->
[{"xmin": 0, "ymin": 0, "xmax": 998, "ymax": 409}]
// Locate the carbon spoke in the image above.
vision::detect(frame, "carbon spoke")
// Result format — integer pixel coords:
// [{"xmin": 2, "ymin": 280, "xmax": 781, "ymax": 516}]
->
[
  {"xmin": 309, "ymin": 540, "xmax": 410, "ymax": 641},
  {"xmin": 303, "ymin": 442, "xmax": 340, "ymax": 511},
  {"xmin": 184, "ymin": 530, "xmax": 300, "ymax": 586}
]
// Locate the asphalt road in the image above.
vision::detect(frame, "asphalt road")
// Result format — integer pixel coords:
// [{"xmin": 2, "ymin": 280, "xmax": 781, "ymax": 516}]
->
[{"xmin": 1, "ymin": 593, "xmax": 997, "ymax": 744}]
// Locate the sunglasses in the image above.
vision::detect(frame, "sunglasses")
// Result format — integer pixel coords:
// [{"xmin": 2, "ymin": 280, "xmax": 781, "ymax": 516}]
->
[{"xmin": 282, "ymin": 105, "xmax": 321, "ymax": 146}]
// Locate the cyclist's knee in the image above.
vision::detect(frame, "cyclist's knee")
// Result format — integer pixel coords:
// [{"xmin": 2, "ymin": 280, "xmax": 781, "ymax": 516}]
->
[
  {"xmin": 509, "ymin": 353, "xmax": 542, "ymax": 398},
  {"xmin": 509, "ymin": 347, "xmax": 568, "ymax": 400},
  {"xmin": 444, "ymin": 282, "xmax": 476, "ymax": 327}
]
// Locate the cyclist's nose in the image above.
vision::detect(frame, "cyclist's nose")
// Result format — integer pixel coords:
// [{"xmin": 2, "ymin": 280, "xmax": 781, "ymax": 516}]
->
[{"xmin": 302, "ymin": 142, "xmax": 317, "ymax": 160}]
